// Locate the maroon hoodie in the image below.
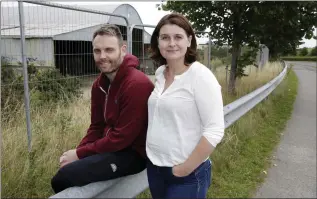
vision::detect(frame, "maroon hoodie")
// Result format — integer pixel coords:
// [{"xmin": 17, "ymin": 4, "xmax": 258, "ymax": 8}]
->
[{"xmin": 76, "ymin": 54, "xmax": 154, "ymax": 159}]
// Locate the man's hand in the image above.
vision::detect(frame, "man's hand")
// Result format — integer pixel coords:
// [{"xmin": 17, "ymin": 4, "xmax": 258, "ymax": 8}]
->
[
  {"xmin": 59, "ymin": 149, "xmax": 79, "ymax": 168},
  {"xmin": 172, "ymin": 163, "xmax": 192, "ymax": 177}
]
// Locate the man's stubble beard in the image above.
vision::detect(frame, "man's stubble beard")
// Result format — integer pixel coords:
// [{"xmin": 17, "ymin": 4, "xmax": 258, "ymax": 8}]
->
[{"xmin": 99, "ymin": 51, "xmax": 123, "ymax": 75}]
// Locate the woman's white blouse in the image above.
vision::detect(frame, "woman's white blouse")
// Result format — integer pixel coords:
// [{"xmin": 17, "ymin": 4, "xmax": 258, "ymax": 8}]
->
[{"xmin": 146, "ymin": 61, "xmax": 225, "ymax": 167}]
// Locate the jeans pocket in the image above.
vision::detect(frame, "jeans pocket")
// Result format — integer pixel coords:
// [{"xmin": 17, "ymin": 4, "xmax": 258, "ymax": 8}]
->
[
  {"xmin": 205, "ymin": 160, "xmax": 212, "ymax": 187},
  {"xmin": 170, "ymin": 167, "xmax": 181, "ymax": 178},
  {"xmin": 205, "ymin": 159, "xmax": 212, "ymax": 171},
  {"xmin": 194, "ymin": 160, "xmax": 211, "ymax": 178},
  {"xmin": 170, "ymin": 167, "xmax": 193, "ymax": 179}
]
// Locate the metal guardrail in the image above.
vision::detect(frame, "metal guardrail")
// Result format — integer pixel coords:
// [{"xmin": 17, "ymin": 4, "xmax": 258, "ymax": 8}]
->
[
  {"xmin": 224, "ymin": 62, "xmax": 287, "ymax": 128},
  {"xmin": 50, "ymin": 62, "xmax": 289, "ymax": 198}
]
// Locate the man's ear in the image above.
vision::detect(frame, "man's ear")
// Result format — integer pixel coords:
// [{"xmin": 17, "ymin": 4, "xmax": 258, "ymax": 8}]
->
[{"xmin": 121, "ymin": 44, "xmax": 127, "ymax": 55}]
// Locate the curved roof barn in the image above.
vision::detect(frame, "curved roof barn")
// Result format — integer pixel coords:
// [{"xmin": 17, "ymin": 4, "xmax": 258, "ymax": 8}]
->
[{"xmin": 1, "ymin": 3, "xmax": 150, "ymax": 42}]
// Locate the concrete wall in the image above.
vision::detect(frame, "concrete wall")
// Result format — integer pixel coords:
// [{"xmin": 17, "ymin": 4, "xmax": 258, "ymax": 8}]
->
[
  {"xmin": 1, "ymin": 38, "xmax": 55, "ymax": 67},
  {"xmin": 54, "ymin": 24, "xmax": 106, "ymax": 41}
]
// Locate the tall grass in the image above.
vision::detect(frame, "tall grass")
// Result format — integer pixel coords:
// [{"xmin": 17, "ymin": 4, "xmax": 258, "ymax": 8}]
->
[
  {"xmin": 1, "ymin": 99, "xmax": 90, "ymax": 198},
  {"xmin": 215, "ymin": 62, "xmax": 283, "ymax": 105},
  {"xmin": 211, "ymin": 57, "xmax": 227, "ymax": 69},
  {"xmin": 1, "ymin": 62, "xmax": 285, "ymax": 198}
]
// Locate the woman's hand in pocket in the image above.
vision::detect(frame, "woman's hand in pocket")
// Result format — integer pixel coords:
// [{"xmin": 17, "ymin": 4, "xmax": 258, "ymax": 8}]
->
[{"xmin": 172, "ymin": 163, "xmax": 191, "ymax": 177}]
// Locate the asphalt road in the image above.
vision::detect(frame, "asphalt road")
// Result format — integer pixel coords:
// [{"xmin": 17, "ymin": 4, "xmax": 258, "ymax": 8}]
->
[{"xmin": 254, "ymin": 61, "xmax": 316, "ymax": 198}]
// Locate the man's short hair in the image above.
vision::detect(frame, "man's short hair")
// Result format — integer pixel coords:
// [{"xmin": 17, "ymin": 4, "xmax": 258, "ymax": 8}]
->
[{"xmin": 92, "ymin": 24, "xmax": 124, "ymax": 46}]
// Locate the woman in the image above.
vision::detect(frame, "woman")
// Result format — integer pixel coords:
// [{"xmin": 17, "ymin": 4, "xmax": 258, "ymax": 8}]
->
[{"xmin": 146, "ymin": 13, "xmax": 225, "ymax": 199}]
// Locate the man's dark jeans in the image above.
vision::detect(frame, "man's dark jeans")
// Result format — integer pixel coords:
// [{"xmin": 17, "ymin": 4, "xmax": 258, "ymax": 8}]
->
[{"xmin": 51, "ymin": 148, "xmax": 146, "ymax": 193}]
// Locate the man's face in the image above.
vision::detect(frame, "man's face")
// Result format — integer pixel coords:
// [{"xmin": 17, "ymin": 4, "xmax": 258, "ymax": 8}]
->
[{"xmin": 92, "ymin": 35, "xmax": 126, "ymax": 74}]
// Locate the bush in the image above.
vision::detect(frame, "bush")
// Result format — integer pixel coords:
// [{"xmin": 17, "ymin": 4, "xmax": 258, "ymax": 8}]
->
[
  {"xmin": 1, "ymin": 58, "xmax": 83, "ymax": 121},
  {"xmin": 281, "ymin": 56, "xmax": 317, "ymax": 61},
  {"xmin": 1, "ymin": 67, "xmax": 25, "ymax": 120},
  {"xmin": 30, "ymin": 69, "xmax": 82, "ymax": 105},
  {"xmin": 310, "ymin": 46, "xmax": 317, "ymax": 56},
  {"xmin": 235, "ymin": 47, "xmax": 258, "ymax": 78},
  {"xmin": 299, "ymin": 47, "xmax": 308, "ymax": 56}
]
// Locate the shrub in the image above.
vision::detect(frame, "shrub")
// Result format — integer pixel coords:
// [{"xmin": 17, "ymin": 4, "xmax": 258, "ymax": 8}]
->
[
  {"xmin": 281, "ymin": 56, "xmax": 317, "ymax": 61},
  {"xmin": 310, "ymin": 46, "xmax": 317, "ymax": 56},
  {"xmin": 299, "ymin": 47, "xmax": 308, "ymax": 56},
  {"xmin": 30, "ymin": 69, "xmax": 82, "ymax": 105},
  {"xmin": 1, "ymin": 56, "xmax": 83, "ymax": 121},
  {"xmin": 1, "ymin": 67, "xmax": 25, "ymax": 120}
]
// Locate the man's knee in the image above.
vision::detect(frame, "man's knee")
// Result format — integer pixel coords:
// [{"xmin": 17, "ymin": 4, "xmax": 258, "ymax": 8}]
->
[{"xmin": 51, "ymin": 167, "xmax": 72, "ymax": 193}]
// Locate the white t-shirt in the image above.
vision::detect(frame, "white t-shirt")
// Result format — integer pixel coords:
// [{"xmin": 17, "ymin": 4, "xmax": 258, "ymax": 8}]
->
[{"xmin": 146, "ymin": 61, "xmax": 225, "ymax": 167}]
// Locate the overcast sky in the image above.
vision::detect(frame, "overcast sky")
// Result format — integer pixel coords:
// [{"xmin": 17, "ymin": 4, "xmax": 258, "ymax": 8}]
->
[
  {"xmin": 3, "ymin": 1, "xmax": 316, "ymax": 48},
  {"xmin": 57, "ymin": 1, "xmax": 316, "ymax": 48}
]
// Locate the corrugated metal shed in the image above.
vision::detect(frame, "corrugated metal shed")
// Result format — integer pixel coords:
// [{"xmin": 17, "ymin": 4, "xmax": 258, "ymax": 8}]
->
[
  {"xmin": 1, "ymin": 3, "xmax": 152, "ymax": 72},
  {"xmin": 1, "ymin": 3, "xmax": 144, "ymax": 39}
]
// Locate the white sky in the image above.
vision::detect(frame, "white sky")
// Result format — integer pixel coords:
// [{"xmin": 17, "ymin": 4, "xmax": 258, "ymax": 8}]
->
[
  {"xmin": 57, "ymin": 1, "xmax": 316, "ymax": 48},
  {"xmin": 3, "ymin": 1, "xmax": 316, "ymax": 47}
]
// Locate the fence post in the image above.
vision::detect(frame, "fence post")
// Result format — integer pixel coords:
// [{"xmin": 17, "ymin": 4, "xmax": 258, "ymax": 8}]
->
[
  {"xmin": 0, "ymin": 1, "xmax": 2, "ymax": 196},
  {"xmin": 18, "ymin": 0, "xmax": 32, "ymax": 152},
  {"xmin": 142, "ymin": 28, "xmax": 145, "ymax": 71},
  {"xmin": 0, "ymin": 2, "xmax": 1, "ymax": 73},
  {"xmin": 208, "ymin": 36, "xmax": 211, "ymax": 71},
  {"xmin": 225, "ymin": 65, "xmax": 228, "ymax": 88},
  {"xmin": 128, "ymin": 24, "xmax": 134, "ymax": 54}
]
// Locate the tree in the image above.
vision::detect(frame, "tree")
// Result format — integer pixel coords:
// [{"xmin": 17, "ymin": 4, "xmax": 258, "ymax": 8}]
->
[
  {"xmin": 161, "ymin": 1, "xmax": 261, "ymax": 94},
  {"xmin": 253, "ymin": 2, "xmax": 317, "ymax": 59},
  {"xmin": 210, "ymin": 45, "xmax": 229, "ymax": 58},
  {"xmin": 160, "ymin": 1, "xmax": 317, "ymax": 94},
  {"xmin": 299, "ymin": 47, "xmax": 309, "ymax": 56},
  {"xmin": 310, "ymin": 46, "xmax": 317, "ymax": 56}
]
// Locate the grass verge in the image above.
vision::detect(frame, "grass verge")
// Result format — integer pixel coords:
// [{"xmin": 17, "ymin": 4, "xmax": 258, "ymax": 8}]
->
[
  {"xmin": 137, "ymin": 68, "xmax": 298, "ymax": 198},
  {"xmin": 1, "ymin": 99, "xmax": 90, "ymax": 198}
]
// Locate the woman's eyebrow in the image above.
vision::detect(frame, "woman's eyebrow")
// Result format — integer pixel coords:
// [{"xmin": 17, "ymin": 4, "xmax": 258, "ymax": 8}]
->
[{"xmin": 159, "ymin": 33, "xmax": 184, "ymax": 36}]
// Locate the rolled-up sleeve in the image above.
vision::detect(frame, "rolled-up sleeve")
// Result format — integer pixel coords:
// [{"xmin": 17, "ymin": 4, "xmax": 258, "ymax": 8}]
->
[{"xmin": 194, "ymin": 69, "xmax": 225, "ymax": 147}]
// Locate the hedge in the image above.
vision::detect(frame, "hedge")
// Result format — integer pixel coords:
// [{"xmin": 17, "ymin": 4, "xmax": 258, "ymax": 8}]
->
[{"xmin": 281, "ymin": 56, "xmax": 317, "ymax": 62}]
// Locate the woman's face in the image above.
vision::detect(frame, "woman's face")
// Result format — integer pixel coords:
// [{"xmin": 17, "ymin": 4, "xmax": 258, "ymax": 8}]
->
[{"xmin": 158, "ymin": 24, "xmax": 192, "ymax": 62}]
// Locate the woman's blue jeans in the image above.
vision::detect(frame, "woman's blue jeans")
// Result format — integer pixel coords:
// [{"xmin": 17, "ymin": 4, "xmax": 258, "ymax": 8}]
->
[{"xmin": 147, "ymin": 159, "xmax": 212, "ymax": 199}]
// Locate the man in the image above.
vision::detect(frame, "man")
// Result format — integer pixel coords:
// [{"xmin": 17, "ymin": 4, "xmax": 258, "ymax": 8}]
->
[{"xmin": 51, "ymin": 24, "xmax": 154, "ymax": 193}]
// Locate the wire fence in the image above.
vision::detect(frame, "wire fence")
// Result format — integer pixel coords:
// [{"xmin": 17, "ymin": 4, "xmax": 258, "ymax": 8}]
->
[
  {"xmin": 1, "ymin": 1, "xmax": 131, "ymax": 151},
  {"xmin": 1, "ymin": 1, "xmax": 268, "ymax": 152},
  {"xmin": 1, "ymin": 2, "xmax": 276, "ymax": 198},
  {"xmin": 130, "ymin": 24, "xmax": 156, "ymax": 80}
]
